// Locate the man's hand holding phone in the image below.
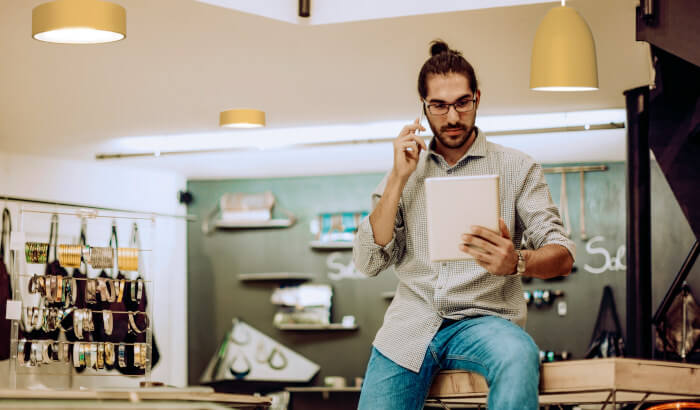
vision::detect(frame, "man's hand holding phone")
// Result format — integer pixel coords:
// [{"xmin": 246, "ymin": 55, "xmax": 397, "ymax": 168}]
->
[{"xmin": 392, "ymin": 117, "xmax": 427, "ymax": 181}]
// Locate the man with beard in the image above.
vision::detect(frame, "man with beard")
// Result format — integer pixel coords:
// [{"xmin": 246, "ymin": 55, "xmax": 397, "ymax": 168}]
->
[{"xmin": 353, "ymin": 40, "xmax": 575, "ymax": 410}]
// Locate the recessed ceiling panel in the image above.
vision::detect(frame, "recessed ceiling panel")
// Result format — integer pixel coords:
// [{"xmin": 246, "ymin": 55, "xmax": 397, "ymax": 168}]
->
[{"xmin": 195, "ymin": 0, "xmax": 558, "ymax": 25}]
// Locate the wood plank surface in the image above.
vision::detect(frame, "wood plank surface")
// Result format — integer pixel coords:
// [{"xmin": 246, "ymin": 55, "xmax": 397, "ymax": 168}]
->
[
  {"xmin": 428, "ymin": 358, "xmax": 700, "ymax": 403},
  {"xmin": 427, "ymin": 392, "xmax": 700, "ymax": 407},
  {"xmin": 0, "ymin": 389, "xmax": 272, "ymax": 406}
]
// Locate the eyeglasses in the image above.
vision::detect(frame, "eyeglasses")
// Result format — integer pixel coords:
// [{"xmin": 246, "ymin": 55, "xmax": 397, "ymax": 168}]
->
[{"xmin": 424, "ymin": 98, "xmax": 476, "ymax": 115}]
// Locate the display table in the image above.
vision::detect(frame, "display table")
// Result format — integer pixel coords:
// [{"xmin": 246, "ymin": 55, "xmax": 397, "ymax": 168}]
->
[
  {"xmin": 0, "ymin": 388, "xmax": 272, "ymax": 409},
  {"xmin": 426, "ymin": 358, "xmax": 700, "ymax": 409}
]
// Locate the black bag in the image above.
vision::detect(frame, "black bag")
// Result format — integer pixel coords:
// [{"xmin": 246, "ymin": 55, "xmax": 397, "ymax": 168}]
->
[
  {"xmin": 116, "ymin": 222, "xmax": 160, "ymax": 374},
  {"xmin": 0, "ymin": 208, "xmax": 13, "ymax": 360},
  {"xmin": 585, "ymin": 285, "xmax": 626, "ymax": 358},
  {"xmin": 655, "ymin": 283, "xmax": 700, "ymax": 361}
]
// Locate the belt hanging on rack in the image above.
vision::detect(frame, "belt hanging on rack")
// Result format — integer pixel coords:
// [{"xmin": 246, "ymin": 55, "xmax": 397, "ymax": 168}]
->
[
  {"xmin": 104, "ymin": 221, "xmax": 129, "ymax": 345},
  {"xmin": 127, "ymin": 222, "xmax": 140, "ymax": 273},
  {"xmin": 125, "ymin": 222, "xmax": 142, "ymax": 305},
  {"xmin": 47, "ymin": 214, "xmax": 58, "ymax": 264},
  {"xmin": 109, "ymin": 220, "xmax": 119, "ymax": 279},
  {"xmin": 80, "ymin": 217, "xmax": 88, "ymax": 275}
]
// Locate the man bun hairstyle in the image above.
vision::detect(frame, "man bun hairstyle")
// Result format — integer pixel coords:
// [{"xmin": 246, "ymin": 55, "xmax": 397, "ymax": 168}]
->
[
  {"xmin": 429, "ymin": 41, "xmax": 449, "ymax": 56},
  {"xmin": 418, "ymin": 40, "xmax": 478, "ymax": 99}
]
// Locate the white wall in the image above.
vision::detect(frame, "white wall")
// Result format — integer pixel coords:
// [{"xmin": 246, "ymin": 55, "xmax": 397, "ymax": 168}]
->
[{"xmin": 0, "ymin": 151, "xmax": 188, "ymax": 388}]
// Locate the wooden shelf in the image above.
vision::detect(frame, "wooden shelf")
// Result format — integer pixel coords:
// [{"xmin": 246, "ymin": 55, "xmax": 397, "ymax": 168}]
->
[
  {"xmin": 309, "ymin": 241, "xmax": 354, "ymax": 250},
  {"xmin": 238, "ymin": 272, "xmax": 316, "ymax": 282},
  {"xmin": 215, "ymin": 218, "xmax": 295, "ymax": 229},
  {"xmin": 275, "ymin": 323, "xmax": 358, "ymax": 331}
]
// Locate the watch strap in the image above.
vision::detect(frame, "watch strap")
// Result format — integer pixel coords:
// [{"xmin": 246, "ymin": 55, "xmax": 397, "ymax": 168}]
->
[{"xmin": 515, "ymin": 249, "xmax": 526, "ymax": 276}]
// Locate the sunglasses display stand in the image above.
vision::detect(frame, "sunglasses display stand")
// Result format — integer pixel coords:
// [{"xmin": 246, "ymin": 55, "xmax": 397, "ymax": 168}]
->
[{"xmin": 6, "ymin": 205, "xmax": 155, "ymax": 390}]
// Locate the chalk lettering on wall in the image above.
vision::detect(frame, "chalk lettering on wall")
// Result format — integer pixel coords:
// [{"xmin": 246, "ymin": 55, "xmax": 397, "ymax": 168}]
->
[
  {"xmin": 327, "ymin": 252, "xmax": 366, "ymax": 280},
  {"xmin": 583, "ymin": 236, "xmax": 626, "ymax": 274}
]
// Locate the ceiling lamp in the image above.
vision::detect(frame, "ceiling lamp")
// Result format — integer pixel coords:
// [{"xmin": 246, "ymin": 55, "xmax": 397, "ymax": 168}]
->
[
  {"xmin": 299, "ymin": 0, "xmax": 310, "ymax": 18},
  {"xmin": 32, "ymin": 0, "xmax": 126, "ymax": 44},
  {"xmin": 530, "ymin": 0, "xmax": 598, "ymax": 91},
  {"xmin": 219, "ymin": 109, "xmax": 266, "ymax": 129}
]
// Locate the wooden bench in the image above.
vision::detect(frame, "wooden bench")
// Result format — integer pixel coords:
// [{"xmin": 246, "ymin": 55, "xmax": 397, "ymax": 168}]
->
[{"xmin": 426, "ymin": 358, "xmax": 700, "ymax": 409}]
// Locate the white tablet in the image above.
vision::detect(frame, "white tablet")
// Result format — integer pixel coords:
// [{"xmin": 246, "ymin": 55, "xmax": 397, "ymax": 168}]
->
[{"xmin": 425, "ymin": 174, "xmax": 500, "ymax": 262}]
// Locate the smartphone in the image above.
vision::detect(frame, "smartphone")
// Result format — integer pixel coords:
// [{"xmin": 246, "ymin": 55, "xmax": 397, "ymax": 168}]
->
[{"xmin": 405, "ymin": 105, "xmax": 424, "ymax": 153}]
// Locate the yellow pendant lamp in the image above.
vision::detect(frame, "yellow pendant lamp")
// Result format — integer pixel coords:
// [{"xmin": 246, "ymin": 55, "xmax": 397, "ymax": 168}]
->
[
  {"xmin": 32, "ymin": 0, "xmax": 126, "ymax": 44},
  {"xmin": 219, "ymin": 109, "xmax": 266, "ymax": 128},
  {"xmin": 530, "ymin": 0, "xmax": 598, "ymax": 91}
]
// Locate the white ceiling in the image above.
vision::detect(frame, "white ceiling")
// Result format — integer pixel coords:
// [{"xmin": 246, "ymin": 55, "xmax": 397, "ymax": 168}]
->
[
  {"xmin": 0, "ymin": 0, "xmax": 650, "ymax": 178},
  {"xmin": 194, "ymin": 0, "xmax": 558, "ymax": 25}
]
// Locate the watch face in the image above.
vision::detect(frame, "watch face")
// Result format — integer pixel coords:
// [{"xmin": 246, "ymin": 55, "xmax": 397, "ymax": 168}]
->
[{"xmin": 517, "ymin": 257, "xmax": 526, "ymax": 273}]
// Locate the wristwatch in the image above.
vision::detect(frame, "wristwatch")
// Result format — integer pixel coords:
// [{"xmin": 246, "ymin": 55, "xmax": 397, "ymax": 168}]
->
[{"xmin": 515, "ymin": 249, "xmax": 526, "ymax": 276}]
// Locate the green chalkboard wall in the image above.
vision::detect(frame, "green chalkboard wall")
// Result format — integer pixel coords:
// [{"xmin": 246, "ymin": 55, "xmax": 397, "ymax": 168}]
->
[{"xmin": 186, "ymin": 161, "xmax": 699, "ymax": 387}]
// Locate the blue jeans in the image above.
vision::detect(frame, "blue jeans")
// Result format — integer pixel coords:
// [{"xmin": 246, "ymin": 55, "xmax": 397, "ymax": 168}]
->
[{"xmin": 358, "ymin": 316, "xmax": 540, "ymax": 410}]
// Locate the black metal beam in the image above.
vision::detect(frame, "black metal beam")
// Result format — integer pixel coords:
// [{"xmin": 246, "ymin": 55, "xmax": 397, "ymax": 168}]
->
[
  {"xmin": 624, "ymin": 86, "xmax": 653, "ymax": 359},
  {"xmin": 645, "ymin": 46, "xmax": 700, "ymax": 241},
  {"xmin": 636, "ymin": 0, "xmax": 700, "ymax": 67}
]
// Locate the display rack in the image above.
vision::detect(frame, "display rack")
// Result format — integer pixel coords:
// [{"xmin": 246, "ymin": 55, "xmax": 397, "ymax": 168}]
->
[
  {"xmin": 308, "ymin": 241, "xmax": 353, "ymax": 250},
  {"xmin": 237, "ymin": 272, "xmax": 315, "ymax": 282},
  {"xmin": 200, "ymin": 192, "xmax": 297, "ymax": 234},
  {"xmin": 274, "ymin": 323, "xmax": 358, "ymax": 331},
  {"xmin": 214, "ymin": 219, "xmax": 295, "ymax": 229},
  {"xmin": 7, "ymin": 205, "xmax": 156, "ymax": 389}
]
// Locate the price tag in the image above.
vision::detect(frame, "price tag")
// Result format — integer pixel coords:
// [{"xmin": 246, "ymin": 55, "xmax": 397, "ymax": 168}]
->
[
  {"xmin": 10, "ymin": 231, "xmax": 25, "ymax": 251},
  {"xmin": 5, "ymin": 300, "xmax": 22, "ymax": 320}
]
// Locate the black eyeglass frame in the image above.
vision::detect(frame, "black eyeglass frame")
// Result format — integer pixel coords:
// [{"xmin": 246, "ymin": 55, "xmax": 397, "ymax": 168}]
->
[{"xmin": 423, "ymin": 97, "xmax": 477, "ymax": 116}]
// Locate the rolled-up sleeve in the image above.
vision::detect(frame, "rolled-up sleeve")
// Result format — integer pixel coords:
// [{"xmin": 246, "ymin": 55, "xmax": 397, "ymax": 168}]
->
[
  {"xmin": 516, "ymin": 161, "xmax": 576, "ymax": 261},
  {"xmin": 353, "ymin": 180, "xmax": 407, "ymax": 277}
]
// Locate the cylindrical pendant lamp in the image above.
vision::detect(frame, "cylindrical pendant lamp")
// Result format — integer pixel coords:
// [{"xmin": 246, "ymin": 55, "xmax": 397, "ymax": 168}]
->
[
  {"xmin": 530, "ymin": 4, "xmax": 598, "ymax": 91},
  {"xmin": 219, "ymin": 109, "xmax": 266, "ymax": 128},
  {"xmin": 32, "ymin": 0, "xmax": 126, "ymax": 44}
]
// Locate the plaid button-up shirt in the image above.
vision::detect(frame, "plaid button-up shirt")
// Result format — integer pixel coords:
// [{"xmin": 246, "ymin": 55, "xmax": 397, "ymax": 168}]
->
[{"xmin": 353, "ymin": 129, "xmax": 575, "ymax": 372}]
